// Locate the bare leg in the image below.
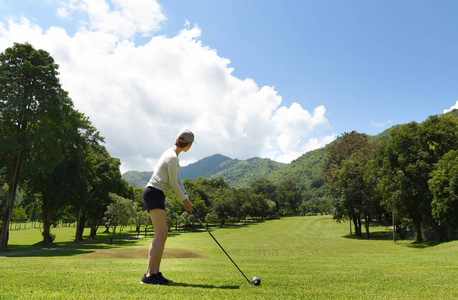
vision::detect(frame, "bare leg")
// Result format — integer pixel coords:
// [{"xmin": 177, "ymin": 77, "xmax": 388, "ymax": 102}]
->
[{"xmin": 146, "ymin": 209, "xmax": 168, "ymax": 276}]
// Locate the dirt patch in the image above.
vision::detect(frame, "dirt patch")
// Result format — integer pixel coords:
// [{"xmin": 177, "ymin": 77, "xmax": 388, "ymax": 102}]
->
[{"xmin": 82, "ymin": 248, "xmax": 203, "ymax": 259}]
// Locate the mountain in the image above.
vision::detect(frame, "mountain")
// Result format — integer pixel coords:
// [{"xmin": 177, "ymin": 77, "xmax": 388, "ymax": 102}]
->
[
  {"xmin": 122, "ymin": 154, "xmax": 284, "ymax": 188},
  {"xmin": 267, "ymin": 147, "xmax": 327, "ymax": 200},
  {"xmin": 121, "ymin": 171, "xmax": 152, "ymax": 188},
  {"xmin": 210, "ymin": 157, "xmax": 284, "ymax": 188},
  {"xmin": 181, "ymin": 154, "xmax": 284, "ymax": 188},
  {"xmin": 179, "ymin": 154, "xmax": 234, "ymax": 179},
  {"xmin": 122, "ymin": 154, "xmax": 233, "ymax": 188}
]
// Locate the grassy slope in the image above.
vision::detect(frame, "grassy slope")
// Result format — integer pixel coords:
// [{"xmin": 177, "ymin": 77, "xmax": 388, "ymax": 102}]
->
[{"xmin": 1, "ymin": 217, "xmax": 457, "ymax": 299}]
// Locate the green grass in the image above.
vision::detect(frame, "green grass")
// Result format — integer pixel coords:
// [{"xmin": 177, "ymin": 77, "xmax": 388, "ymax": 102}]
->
[{"xmin": 1, "ymin": 216, "xmax": 457, "ymax": 299}]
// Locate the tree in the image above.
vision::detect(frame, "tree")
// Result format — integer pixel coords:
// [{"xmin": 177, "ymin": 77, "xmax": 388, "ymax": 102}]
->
[
  {"xmin": 20, "ymin": 191, "xmax": 41, "ymax": 228},
  {"xmin": 331, "ymin": 154, "xmax": 365, "ymax": 237},
  {"xmin": 363, "ymin": 152, "xmax": 386, "ymax": 236},
  {"xmin": 86, "ymin": 146, "xmax": 125, "ymax": 238},
  {"xmin": 420, "ymin": 114, "xmax": 458, "ymax": 159},
  {"xmin": 235, "ymin": 188, "xmax": 253, "ymax": 221},
  {"xmin": 380, "ymin": 122, "xmax": 434, "ymax": 242},
  {"xmin": 104, "ymin": 193, "xmax": 134, "ymax": 244},
  {"xmin": 211, "ymin": 188, "xmax": 237, "ymax": 227},
  {"xmin": 179, "ymin": 211, "xmax": 191, "ymax": 231},
  {"xmin": 182, "ymin": 180, "xmax": 208, "ymax": 217},
  {"xmin": 322, "ymin": 131, "xmax": 374, "ymax": 237},
  {"xmin": 23, "ymin": 106, "xmax": 95, "ymax": 245},
  {"xmin": 249, "ymin": 193, "xmax": 269, "ymax": 220},
  {"xmin": 380, "ymin": 115, "xmax": 458, "ymax": 242},
  {"xmin": 277, "ymin": 180, "xmax": 302, "ymax": 215},
  {"xmin": 69, "ymin": 114, "xmax": 105, "ymax": 242},
  {"xmin": 11, "ymin": 207, "xmax": 27, "ymax": 228},
  {"xmin": 129, "ymin": 187, "xmax": 148, "ymax": 235},
  {"xmin": 340, "ymin": 149, "xmax": 384, "ymax": 239},
  {"xmin": 429, "ymin": 150, "xmax": 458, "ymax": 239},
  {"xmin": 249, "ymin": 178, "xmax": 277, "ymax": 213},
  {"xmin": 130, "ymin": 202, "xmax": 149, "ymax": 237},
  {"xmin": 0, "ymin": 43, "xmax": 72, "ymax": 249},
  {"xmin": 0, "ymin": 184, "xmax": 8, "ymax": 226}
]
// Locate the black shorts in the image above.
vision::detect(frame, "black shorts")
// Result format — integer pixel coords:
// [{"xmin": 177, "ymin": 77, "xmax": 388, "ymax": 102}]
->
[{"xmin": 142, "ymin": 186, "xmax": 166, "ymax": 211}]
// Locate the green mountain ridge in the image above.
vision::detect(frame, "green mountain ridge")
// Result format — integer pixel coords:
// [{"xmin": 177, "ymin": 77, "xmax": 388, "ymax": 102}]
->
[
  {"xmin": 121, "ymin": 171, "xmax": 152, "ymax": 189},
  {"xmin": 212, "ymin": 157, "xmax": 284, "ymax": 188},
  {"xmin": 121, "ymin": 154, "xmax": 285, "ymax": 189}
]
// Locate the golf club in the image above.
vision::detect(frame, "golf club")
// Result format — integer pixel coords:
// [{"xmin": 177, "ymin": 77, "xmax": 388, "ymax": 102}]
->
[{"xmin": 193, "ymin": 209, "xmax": 261, "ymax": 286}]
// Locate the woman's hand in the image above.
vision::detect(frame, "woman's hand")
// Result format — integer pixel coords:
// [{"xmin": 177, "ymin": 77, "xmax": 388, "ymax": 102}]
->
[{"xmin": 182, "ymin": 198, "xmax": 194, "ymax": 213}]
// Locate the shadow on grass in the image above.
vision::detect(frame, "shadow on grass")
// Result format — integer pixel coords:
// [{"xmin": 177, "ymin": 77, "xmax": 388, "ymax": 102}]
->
[
  {"xmin": 0, "ymin": 238, "xmax": 141, "ymax": 257},
  {"xmin": 341, "ymin": 233, "xmax": 442, "ymax": 249},
  {"xmin": 405, "ymin": 241, "xmax": 440, "ymax": 249},
  {"xmin": 342, "ymin": 230, "xmax": 393, "ymax": 241},
  {"xmin": 170, "ymin": 282, "xmax": 239, "ymax": 290}
]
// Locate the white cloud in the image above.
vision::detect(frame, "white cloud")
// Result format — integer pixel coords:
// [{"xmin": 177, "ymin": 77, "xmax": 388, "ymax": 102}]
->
[
  {"xmin": 56, "ymin": 0, "xmax": 165, "ymax": 38},
  {"xmin": 443, "ymin": 100, "xmax": 458, "ymax": 114},
  {"xmin": 0, "ymin": 0, "xmax": 336, "ymax": 172},
  {"xmin": 271, "ymin": 104, "xmax": 330, "ymax": 153},
  {"xmin": 271, "ymin": 134, "xmax": 337, "ymax": 164}
]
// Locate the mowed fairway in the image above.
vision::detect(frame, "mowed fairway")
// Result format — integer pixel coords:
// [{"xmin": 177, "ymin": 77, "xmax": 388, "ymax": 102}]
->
[{"xmin": 1, "ymin": 216, "xmax": 457, "ymax": 299}]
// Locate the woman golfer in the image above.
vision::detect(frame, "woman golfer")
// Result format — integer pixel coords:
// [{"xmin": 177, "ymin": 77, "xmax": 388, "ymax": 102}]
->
[{"xmin": 141, "ymin": 129, "xmax": 194, "ymax": 285}]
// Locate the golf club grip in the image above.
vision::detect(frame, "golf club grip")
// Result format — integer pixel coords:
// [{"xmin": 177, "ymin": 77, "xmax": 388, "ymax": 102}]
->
[{"xmin": 193, "ymin": 210, "xmax": 250, "ymax": 283}]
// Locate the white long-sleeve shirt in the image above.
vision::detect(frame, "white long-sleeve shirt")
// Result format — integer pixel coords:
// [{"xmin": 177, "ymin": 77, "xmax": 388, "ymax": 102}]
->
[{"xmin": 146, "ymin": 148, "xmax": 187, "ymax": 201}]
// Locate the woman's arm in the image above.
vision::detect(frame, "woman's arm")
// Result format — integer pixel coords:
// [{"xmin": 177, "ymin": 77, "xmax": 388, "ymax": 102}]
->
[{"xmin": 167, "ymin": 157, "xmax": 193, "ymax": 212}]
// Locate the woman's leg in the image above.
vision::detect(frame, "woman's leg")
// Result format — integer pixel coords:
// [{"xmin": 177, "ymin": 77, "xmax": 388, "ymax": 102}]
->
[{"xmin": 146, "ymin": 209, "xmax": 168, "ymax": 276}]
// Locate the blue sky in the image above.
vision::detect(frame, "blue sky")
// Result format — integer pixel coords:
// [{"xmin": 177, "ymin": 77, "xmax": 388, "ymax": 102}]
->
[
  {"xmin": 159, "ymin": 0, "xmax": 458, "ymax": 132},
  {"xmin": 1, "ymin": 0, "xmax": 457, "ymax": 172}
]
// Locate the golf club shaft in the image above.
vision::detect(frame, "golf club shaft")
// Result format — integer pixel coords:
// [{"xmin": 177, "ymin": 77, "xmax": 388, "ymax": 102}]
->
[{"xmin": 193, "ymin": 210, "xmax": 250, "ymax": 283}]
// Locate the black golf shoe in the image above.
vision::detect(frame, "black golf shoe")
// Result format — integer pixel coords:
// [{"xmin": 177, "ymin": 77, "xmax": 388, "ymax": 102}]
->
[
  {"xmin": 140, "ymin": 273, "xmax": 171, "ymax": 285},
  {"xmin": 156, "ymin": 272, "xmax": 173, "ymax": 284}
]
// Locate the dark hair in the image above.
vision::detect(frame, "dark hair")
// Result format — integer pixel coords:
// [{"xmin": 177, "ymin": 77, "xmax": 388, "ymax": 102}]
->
[{"xmin": 175, "ymin": 139, "xmax": 191, "ymax": 148}]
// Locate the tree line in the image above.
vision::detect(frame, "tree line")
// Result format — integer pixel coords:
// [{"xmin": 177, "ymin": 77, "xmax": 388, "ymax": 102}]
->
[
  {"xmin": 322, "ymin": 114, "xmax": 458, "ymax": 242},
  {"xmin": 103, "ymin": 176, "xmax": 304, "ymax": 242}
]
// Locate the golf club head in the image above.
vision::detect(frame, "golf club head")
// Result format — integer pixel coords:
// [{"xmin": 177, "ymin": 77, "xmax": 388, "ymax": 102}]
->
[{"xmin": 250, "ymin": 277, "xmax": 261, "ymax": 286}]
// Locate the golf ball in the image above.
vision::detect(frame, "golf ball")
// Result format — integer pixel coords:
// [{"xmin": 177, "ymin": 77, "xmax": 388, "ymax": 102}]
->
[{"xmin": 253, "ymin": 277, "xmax": 258, "ymax": 281}]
